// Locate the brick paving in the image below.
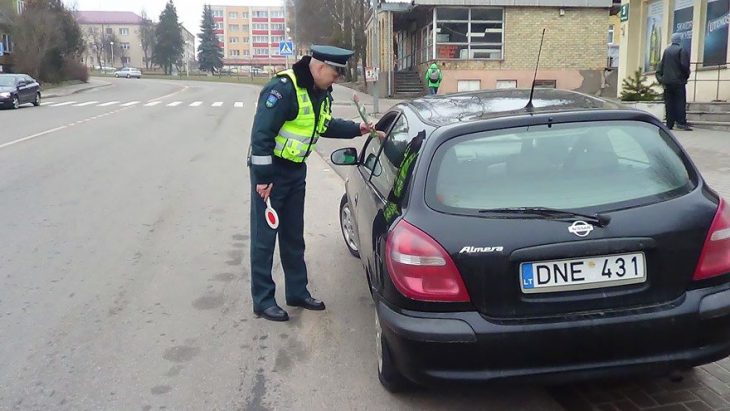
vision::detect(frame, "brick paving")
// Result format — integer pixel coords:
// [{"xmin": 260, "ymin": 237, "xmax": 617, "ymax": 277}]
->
[{"xmin": 552, "ymin": 128, "xmax": 730, "ymax": 411}]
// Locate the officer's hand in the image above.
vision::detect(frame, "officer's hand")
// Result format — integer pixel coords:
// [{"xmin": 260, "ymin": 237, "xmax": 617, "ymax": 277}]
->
[
  {"xmin": 359, "ymin": 122, "xmax": 375, "ymax": 136},
  {"xmin": 256, "ymin": 183, "xmax": 273, "ymax": 201}
]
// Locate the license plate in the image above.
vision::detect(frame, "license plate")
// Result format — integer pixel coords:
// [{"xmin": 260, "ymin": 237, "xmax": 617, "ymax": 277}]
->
[{"xmin": 520, "ymin": 252, "xmax": 646, "ymax": 294}]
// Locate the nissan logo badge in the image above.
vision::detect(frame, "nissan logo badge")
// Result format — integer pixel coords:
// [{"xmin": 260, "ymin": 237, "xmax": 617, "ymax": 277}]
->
[{"xmin": 569, "ymin": 221, "xmax": 594, "ymax": 237}]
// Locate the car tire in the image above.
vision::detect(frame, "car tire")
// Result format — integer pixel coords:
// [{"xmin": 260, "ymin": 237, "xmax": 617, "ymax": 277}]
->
[
  {"xmin": 114, "ymin": 74, "xmax": 119, "ymax": 78},
  {"xmin": 339, "ymin": 193, "xmax": 360, "ymax": 258},
  {"xmin": 11, "ymin": 95, "xmax": 19, "ymax": 109},
  {"xmin": 126, "ymin": 74, "xmax": 130, "ymax": 79},
  {"xmin": 33, "ymin": 93, "xmax": 41, "ymax": 107},
  {"xmin": 376, "ymin": 309, "xmax": 412, "ymax": 393}
]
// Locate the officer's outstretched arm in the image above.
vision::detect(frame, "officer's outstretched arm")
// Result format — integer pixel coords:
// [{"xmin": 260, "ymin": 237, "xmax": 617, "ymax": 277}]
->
[
  {"xmin": 321, "ymin": 118, "xmax": 362, "ymax": 139},
  {"xmin": 249, "ymin": 79, "xmax": 297, "ymax": 185}
]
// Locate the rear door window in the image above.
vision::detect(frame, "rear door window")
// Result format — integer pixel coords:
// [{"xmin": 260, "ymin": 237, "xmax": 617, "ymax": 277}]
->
[{"xmin": 427, "ymin": 120, "xmax": 695, "ymax": 213}]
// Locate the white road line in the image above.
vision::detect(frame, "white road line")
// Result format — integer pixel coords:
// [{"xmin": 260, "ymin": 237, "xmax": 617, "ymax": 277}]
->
[
  {"xmin": 50, "ymin": 101, "xmax": 76, "ymax": 107},
  {"xmin": 212, "ymin": 102, "xmax": 224, "ymax": 107},
  {"xmin": 234, "ymin": 102, "xmax": 244, "ymax": 108},
  {"xmin": 74, "ymin": 101, "xmax": 99, "ymax": 107},
  {"xmin": 121, "ymin": 101, "xmax": 140, "ymax": 107},
  {"xmin": 167, "ymin": 101, "xmax": 182, "ymax": 107},
  {"xmin": 0, "ymin": 126, "xmax": 68, "ymax": 150},
  {"xmin": 145, "ymin": 101, "xmax": 162, "ymax": 107},
  {"xmin": 98, "ymin": 101, "xmax": 120, "ymax": 107},
  {"xmin": 189, "ymin": 101, "xmax": 202, "ymax": 107}
]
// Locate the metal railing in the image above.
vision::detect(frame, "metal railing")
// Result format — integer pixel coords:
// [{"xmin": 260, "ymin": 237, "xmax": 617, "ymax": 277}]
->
[{"xmin": 688, "ymin": 61, "xmax": 730, "ymax": 103}]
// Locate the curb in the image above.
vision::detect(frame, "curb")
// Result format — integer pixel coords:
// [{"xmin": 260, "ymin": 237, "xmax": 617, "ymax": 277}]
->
[{"xmin": 43, "ymin": 81, "xmax": 113, "ymax": 98}]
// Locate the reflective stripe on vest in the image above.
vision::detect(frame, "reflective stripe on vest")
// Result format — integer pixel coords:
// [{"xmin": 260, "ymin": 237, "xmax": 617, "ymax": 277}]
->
[{"xmin": 273, "ymin": 69, "xmax": 332, "ymax": 163}]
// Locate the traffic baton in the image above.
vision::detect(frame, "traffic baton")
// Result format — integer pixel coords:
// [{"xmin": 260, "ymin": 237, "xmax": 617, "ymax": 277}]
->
[{"xmin": 265, "ymin": 197, "xmax": 279, "ymax": 229}]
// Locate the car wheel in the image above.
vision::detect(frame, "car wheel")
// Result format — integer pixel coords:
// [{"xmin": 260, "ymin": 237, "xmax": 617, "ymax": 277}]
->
[
  {"xmin": 11, "ymin": 95, "xmax": 19, "ymax": 109},
  {"xmin": 33, "ymin": 93, "xmax": 41, "ymax": 107},
  {"xmin": 126, "ymin": 74, "xmax": 130, "ymax": 79},
  {"xmin": 114, "ymin": 74, "xmax": 119, "ymax": 78},
  {"xmin": 376, "ymin": 308, "xmax": 411, "ymax": 392},
  {"xmin": 339, "ymin": 193, "xmax": 360, "ymax": 258}
]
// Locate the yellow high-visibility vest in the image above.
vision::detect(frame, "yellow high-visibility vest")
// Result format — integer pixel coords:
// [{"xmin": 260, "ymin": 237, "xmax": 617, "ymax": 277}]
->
[{"xmin": 273, "ymin": 69, "xmax": 332, "ymax": 163}]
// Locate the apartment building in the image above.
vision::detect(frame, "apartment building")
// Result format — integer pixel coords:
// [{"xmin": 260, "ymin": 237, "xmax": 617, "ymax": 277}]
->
[
  {"xmin": 76, "ymin": 11, "xmax": 146, "ymax": 69},
  {"xmin": 210, "ymin": 4, "xmax": 289, "ymax": 70}
]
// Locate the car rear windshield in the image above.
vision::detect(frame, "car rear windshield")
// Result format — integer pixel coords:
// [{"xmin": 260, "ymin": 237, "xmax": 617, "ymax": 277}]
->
[{"xmin": 427, "ymin": 120, "xmax": 696, "ymax": 213}]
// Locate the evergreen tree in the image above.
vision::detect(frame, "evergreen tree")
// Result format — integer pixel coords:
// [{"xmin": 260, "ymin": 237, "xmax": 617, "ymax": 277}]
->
[
  {"xmin": 153, "ymin": 0, "xmax": 184, "ymax": 75},
  {"xmin": 620, "ymin": 69, "xmax": 662, "ymax": 102},
  {"xmin": 197, "ymin": 5, "xmax": 223, "ymax": 74}
]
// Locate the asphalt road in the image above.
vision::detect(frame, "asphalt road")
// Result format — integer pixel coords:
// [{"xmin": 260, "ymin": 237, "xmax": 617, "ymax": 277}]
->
[{"xmin": 0, "ymin": 78, "xmax": 562, "ymax": 410}]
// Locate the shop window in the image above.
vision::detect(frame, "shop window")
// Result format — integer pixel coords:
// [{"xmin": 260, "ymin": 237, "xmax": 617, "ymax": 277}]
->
[{"xmin": 436, "ymin": 7, "xmax": 503, "ymax": 60}]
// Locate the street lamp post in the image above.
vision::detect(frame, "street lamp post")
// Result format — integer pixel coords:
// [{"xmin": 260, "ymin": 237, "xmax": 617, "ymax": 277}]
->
[
  {"xmin": 185, "ymin": 41, "xmax": 190, "ymax": 77},
  {"xmin": 110, "ymin": 41, "xmax": 114, "ymax": 67}
]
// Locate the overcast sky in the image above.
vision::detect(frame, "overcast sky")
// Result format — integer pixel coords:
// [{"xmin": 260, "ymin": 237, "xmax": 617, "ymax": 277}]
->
[{"xmin": 62, "ymin": 0, "xmax": 284, "ymax": 35}]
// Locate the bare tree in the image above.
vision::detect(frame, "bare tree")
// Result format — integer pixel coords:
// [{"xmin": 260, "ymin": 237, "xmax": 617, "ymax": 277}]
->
[
  {"xmin": 87, "ymin": 26, "xmax": 105, "ymax": 69},
  {"xmin": 13, "ymin": 8, "xmax": 61, "ymax": 79},
  {"xmin": 140, "ymin": 10, "xmax": 156, "ymax": 70}
]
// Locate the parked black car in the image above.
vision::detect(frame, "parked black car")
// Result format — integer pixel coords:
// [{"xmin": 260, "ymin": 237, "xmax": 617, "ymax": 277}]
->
[
  {"xmin": 332, "ymin": 88, "xmax": 730, "ymax": 392},
  {"xmin": 0, "ymin": 74, "xmax": 41, "ymax": 109}
]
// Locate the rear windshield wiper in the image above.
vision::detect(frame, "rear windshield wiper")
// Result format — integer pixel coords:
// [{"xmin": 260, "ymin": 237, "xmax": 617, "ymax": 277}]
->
[{"xmin": 477, "ymin": 207, "xmax": 611, "ymax": 227}]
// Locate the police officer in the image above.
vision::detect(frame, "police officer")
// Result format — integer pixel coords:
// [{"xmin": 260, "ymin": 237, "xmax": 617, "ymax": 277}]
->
[{"xmin": 247, "ymin": 45, "xmax": 373, "ymax": 322}]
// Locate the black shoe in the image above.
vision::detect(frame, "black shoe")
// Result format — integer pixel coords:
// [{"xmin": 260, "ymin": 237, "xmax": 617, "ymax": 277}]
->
[
  {"xmin": 254, "ymin": 305, "xmax": 289, "ymax": 321},
  {"xmin": 287, "ymin": 297, "xmax": 326, "ymax": 311},
  {"xmin": 676, "ymin": 123, "xmax": 693, "ymax": 131}
]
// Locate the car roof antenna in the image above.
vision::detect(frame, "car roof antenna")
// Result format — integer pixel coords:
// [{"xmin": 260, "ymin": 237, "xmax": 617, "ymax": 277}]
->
[{"xmin": 525, "ymin": 28, "xmax": 546, "ymax": 113}]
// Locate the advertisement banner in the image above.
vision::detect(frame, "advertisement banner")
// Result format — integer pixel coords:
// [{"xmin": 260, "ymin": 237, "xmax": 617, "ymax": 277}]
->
[
  {"xmin": 644, "ymin": 0, "xmax": 664, "ymax": 72},
  {"xmin": 673, "ymin": 0, "xmax": 694, "ymax": 57},
  {"xmin": 703, "ymin": 0, "xmax": 730, "ymax": 66}
]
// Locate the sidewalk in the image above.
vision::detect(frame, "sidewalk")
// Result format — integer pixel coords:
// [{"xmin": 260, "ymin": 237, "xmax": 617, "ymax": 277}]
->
[
  {"xmin": 331, "ymin": 83, "xmax": 403, "ymax": 119},
  {"xmin": 43, "ymin": 78, "xmax": 111, "ymax": 98}
]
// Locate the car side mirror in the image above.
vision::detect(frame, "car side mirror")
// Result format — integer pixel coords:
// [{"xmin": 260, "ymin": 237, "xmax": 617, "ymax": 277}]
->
[{"xmin": 331, "ymin": 148, "xmax": 359, "ymax": 166}]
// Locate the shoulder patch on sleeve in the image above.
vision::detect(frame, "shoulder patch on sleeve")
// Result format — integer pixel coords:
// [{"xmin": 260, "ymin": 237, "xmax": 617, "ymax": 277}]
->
[{"xmin": 265, "ymin": 90, "xmax": 281, "ymax": 108}]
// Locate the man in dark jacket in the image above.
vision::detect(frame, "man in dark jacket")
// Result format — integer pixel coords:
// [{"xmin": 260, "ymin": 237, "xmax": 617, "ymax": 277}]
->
[{"xmin": 656, "ymin": 33, "xmax": 692, "ymax": 131}]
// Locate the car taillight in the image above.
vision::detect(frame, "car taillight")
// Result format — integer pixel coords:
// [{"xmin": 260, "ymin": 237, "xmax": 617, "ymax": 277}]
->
[
  {"xmin": 694, "ymin": 198, "xmax": 730, "ymax": 281},
  {"xmin": 385, "ymin": 220, "xmax": 470, "ymax": 302}
]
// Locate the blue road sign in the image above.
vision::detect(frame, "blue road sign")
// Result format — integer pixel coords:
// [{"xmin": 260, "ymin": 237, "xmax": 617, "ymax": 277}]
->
[
  {"xmin": 279, "ymin": 41, "xmax": 294, "ymax": 56},
  {"xmin": 0, "ymin": 42, "xmax": 4, "ymax": 57}
]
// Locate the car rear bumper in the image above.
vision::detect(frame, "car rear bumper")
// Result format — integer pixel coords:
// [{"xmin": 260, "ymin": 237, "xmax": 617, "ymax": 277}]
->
[{"xmin": 377, "ymin": 283, "xmax": 730, "ymax": 385}]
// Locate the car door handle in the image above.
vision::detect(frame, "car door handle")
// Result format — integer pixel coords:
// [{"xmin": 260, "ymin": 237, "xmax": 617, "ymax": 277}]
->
[{"xmin": 354, "ymin": 194, "xmax": 358, "ymax": 206}]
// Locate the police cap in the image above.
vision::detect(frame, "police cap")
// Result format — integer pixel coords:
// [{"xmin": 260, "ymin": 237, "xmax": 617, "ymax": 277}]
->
[{"xmin": 311, "ymin": 45, "xmax": 354, "ymax": 68}]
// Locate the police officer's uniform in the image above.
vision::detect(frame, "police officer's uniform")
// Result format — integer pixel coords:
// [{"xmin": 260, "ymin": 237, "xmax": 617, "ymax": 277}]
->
[{"xmin": 248, "ymin": 45, "xmax": 362, "ymax": 320}]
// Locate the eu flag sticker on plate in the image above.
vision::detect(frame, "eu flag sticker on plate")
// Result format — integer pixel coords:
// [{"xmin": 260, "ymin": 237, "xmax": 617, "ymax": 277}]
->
[{"xmin": 521, "ymin": 263, "xmax": 535, "ymax": 289}]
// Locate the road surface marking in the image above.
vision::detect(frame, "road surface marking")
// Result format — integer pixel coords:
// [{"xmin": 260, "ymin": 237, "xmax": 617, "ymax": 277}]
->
[
  {"xmin": 212, "ymin": 102, "xmax": 224, "ymax": 107},
  {"xmin": 145, "ymin": 101, "xmax": 162, "ymax": 107},
  {"xmin": 98, "ymin": 101, "xmax": 120, "ymax": 107},
  {"xmin": 121, "ymin": 101, "xmax": 140, "ymax": 107},
  {"xmin": 167, "ymin": 101, "xmax": 182, "ymax": 107},
  {"xmin": 190, "ymin": 101, "xmax": 202, "ymax": 107},
  {"xmin": 50, "ymin": 101, "xmax": 76, "ymax": 107},
  {"xmin": 74, "ymin": 101, "xmax": 99, "ymax": 107},
  {"xmin": 0, "ymin": 126, "xmax": 68, "ymax": 150},
  {"xmin": 234, "ymin": 102, "xmax": 244, "ymax": 108}
]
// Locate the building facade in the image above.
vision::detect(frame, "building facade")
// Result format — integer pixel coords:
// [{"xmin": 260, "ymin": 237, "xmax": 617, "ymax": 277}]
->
[
  {"xmin": 617, "ymin": 0, "xmax": 730, "ymax": 102},
  {"xmin": 210, "ymin": 3, "xmax": 289, "ymax": 70},
  {"xmin": 367, "ymin": 0, "xmax": 613, "ymax": 97},
  {"xmin": 76, "ymin": 11, "xmax": 146, "ymax": 69}
]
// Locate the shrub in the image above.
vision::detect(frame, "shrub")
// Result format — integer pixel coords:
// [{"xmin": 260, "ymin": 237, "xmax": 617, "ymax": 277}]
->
[
  {"xmin": 63, "ymin": 58, "xmax": 89, "ymax": 83},
  {"xmin": 620, "ymin": 69, "xmax": 662, "ymax": 102}
]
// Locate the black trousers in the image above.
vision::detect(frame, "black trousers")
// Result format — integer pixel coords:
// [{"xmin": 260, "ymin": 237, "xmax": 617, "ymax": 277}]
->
[
  {"xmin": 664, "ymin": 84, "xmax": 688, "ymax": 128},
  {"xmin": 249, "ymin": 161, "xmax": 310, "ymax": 312}
]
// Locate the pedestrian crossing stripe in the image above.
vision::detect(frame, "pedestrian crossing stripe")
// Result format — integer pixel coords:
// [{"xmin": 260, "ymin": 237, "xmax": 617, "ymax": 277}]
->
[
  {"xmin": 144, "ymin": 101, "xmax": 161, "ymax": 106},
  {"xmin": 98, "ymin": 101, "xmax": 119, "ymax": 106},
  {"xmin": 190, "ymin": 101, "xmax": 202, "ymax": 107},
  {"xmin": 74, "ymin": 101, "xmax": 99, "ymax": 107},
  {"xmin": 234, "ymin": 102, "xmax": 244, "ymax": 108},
  {"xmin": 167, "ymin": 101, "xmax": 182, "ymax": 107},
  {"xmin": 212, "ymin": 102, "xmax": 223, "ymax": 107}
]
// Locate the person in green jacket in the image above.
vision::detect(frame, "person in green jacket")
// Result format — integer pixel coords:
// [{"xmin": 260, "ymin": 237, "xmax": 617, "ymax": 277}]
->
[{"xmin": 425, "ymin": 63, "xmax": 442, "ymax": 95}]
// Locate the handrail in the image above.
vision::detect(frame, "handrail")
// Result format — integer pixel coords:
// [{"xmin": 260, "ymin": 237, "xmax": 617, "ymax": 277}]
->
[{"xmin": 688, "ymin": 61, "xmax": 729, "ymax": 103}]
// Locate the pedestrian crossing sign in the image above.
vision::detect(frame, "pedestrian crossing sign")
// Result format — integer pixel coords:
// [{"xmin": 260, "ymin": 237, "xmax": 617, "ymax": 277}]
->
[{"xmin": 279, "ymin": 41, "xmax": 294, "ymax": 56}]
